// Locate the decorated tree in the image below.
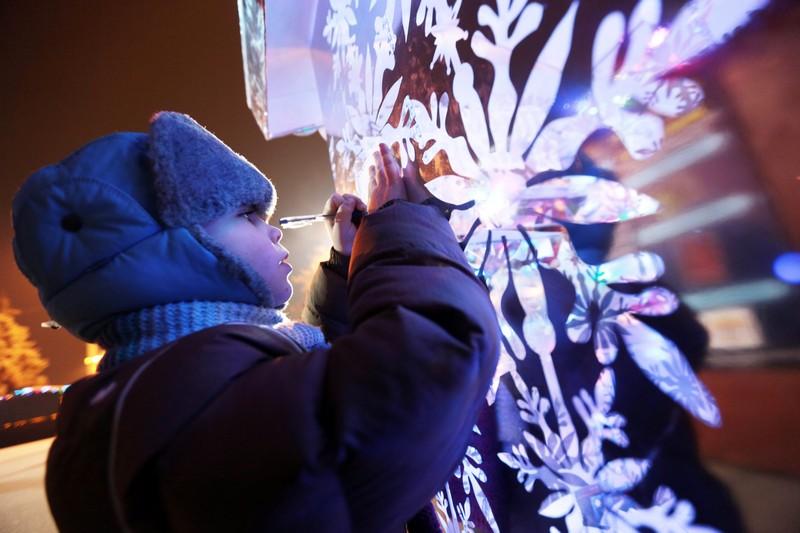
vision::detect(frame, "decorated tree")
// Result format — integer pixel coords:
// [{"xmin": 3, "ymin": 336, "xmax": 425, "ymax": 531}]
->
[{"xmin": 0, "ymin": 296, "xmax": 48, "ymax": 395}]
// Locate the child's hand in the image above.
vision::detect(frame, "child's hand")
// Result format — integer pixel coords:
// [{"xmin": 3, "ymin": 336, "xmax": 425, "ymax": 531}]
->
[
  {"xmin": 402, "ymin": 158, "xmax": 432, "ymax": 204},
  {"xmin": 367, "ymin": 143, "xmax": 407, "ymax": 213},
  {"xmin": 323, "ymin": 193, "xmax": 366, "ymax": 256}
]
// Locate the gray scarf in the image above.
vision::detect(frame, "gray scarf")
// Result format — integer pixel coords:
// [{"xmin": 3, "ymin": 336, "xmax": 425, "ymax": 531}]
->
[{"xmin": 97, "ymin": 301, "xmax": 327, "ymax": 371}]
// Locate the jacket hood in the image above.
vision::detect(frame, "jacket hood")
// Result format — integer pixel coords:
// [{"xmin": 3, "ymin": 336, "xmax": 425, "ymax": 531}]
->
[{"xmin": 12, "ymin": 113, "xmax": 278, "ymax": 342}]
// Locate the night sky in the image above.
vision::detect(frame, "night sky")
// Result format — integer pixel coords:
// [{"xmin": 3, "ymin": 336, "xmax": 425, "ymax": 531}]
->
[{"xmin": 1, "ymin": 2, "xmax": 334, "ymax": 384}]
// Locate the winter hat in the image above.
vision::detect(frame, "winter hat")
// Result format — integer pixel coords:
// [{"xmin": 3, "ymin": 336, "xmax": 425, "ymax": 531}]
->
[
  {"xmin": 12, "ymin": 112, "xmax": 279, "ymax": 342},
  {"xmin": 149, "ymin": 111, "xmax": 275, "ymax": 226}
]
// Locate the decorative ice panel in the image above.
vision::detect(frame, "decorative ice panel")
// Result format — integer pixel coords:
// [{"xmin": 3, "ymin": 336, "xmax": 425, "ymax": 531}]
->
[{"xmin": 239, "ymin": 0, "xmax": 769, "ymax": 530}]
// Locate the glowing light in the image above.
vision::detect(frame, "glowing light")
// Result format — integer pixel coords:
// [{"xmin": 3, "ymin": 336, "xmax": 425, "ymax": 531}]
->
[
  {"xmin": 683, "ymin": 279, "xmax": 791, "ymax": 311},
  {"xmin": 2, "ymin": 414, "xmax": 57, "ymax": 430},
  {"xmin": 612, "ymin": 94, "xmax": 628, "ymax": 106},
  {"xmin": 1, "ymin": 385, "xmax": 68, "ymax": 402},
  {"xmin": 648, "ymin": 27, "xmax": 669, "ymax": 48},
  {"xmin": 84, "ymin": 343, "xmax": 105, "ymax": 374},
  {"xmin": 637, "ymin": 193, "xmax": 755, "ymax": 246},
  {"xmin": 625, "ymin": 132, "xmax": 729, "ymax": 190},
  {"xmin": 476, "ymin": 171, "xmax": 526, "ymax": 228},
  {"xmin": 773, "ymin": 252, "xmax": 800, "ymax": 284},
  {"xmin": 697, "ymin": 307, "xmax": 764, "ymax": 350},
  {"xmin": 575, "ymin": 98, "xmax": 593, "ymax": 114}
]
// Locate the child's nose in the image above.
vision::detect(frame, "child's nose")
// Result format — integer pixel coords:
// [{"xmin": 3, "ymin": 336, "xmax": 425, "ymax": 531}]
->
[{"xmin": 269, "ymin": 225, "xmax": 283, "ymax": 243}]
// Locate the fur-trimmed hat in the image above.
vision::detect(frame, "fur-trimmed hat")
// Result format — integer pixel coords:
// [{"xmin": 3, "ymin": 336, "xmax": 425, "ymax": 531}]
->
[
  {"xmin": 149, "ymin": 111, "xmax": 275, "ymax": 226},
  {"xmin": 12, "ymin": 112, "xmax": 279, "ymax": 342}
]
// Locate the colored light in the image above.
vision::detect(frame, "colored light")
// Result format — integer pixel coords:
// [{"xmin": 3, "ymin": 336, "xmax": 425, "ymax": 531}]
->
[
  {"xmin": 773, "ymin": 252, "xmax": 800, "ymax": 284},
  {"xmin": 648, "ymin": 27, "xmax": 669, "ymax": 49},
  {"xmin": 683, "ymin": 278, "xmax": 791, "ymax": 310},
  {"xmin": 625, "ymin": 132, "xmax": 729, "ymax": 190},
  {"xmin": 637, "ymin": 193, "xmax": 755, "ymax": 246}
]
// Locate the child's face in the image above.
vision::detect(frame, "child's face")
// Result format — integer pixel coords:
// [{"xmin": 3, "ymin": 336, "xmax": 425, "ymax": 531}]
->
[{"xmin": 203, "ymin": 206, "xmax": 293, "ymax": 306}]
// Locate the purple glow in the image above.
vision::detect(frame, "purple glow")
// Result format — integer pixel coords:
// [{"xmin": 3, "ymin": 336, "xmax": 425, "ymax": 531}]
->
[
  {"xmin": 648, "ymin": 27, "xmax": 669, "ymax": 49},
  {"xmin": 773, "ymin": 252, "xmax": 800, "ymax": 284}
]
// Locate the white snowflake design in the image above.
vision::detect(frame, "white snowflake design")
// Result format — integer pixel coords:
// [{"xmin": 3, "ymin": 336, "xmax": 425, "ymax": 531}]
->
[{"xmin": 240, "ymin": 0, "xmax": 769, "ymax": 530}]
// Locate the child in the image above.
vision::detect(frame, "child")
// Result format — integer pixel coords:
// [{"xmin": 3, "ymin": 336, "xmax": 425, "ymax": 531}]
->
[{"xmin": 11, "ymin": 112, "xmax": 499, "ymax": 532}]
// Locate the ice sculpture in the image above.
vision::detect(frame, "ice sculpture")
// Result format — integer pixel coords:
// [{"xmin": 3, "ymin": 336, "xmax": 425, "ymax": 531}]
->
[{"xmin": 238, "ymin": 0, "xmax": 768, "ymax": 530}]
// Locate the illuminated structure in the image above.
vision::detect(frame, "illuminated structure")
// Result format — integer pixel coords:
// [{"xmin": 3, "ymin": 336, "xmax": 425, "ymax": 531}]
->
[{"xmin": 238, "ymin": 1, "xmax": 770, "ymax": 530}]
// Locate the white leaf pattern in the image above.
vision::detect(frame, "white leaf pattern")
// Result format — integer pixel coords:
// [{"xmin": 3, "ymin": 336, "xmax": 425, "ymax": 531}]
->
[{"xmin": 238, "ymin": 0, "xmax": 766, "ymax": 529}]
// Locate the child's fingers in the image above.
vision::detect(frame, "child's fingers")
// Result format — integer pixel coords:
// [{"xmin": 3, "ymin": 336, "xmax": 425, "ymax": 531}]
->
[
  {"xmin": 368, "ymin": 146, "xmax": 407, "ymax": 212},
  {"xmin": 342, "ymin": 193, "xmax": 367, "ymax": 213},
  {"xmin": 379, "ymin": 143, "xmax": 401, "ymax": 183},
  {"xmin": 368, "ymin": 165, "xmax": 377, "ymax": 196},
  {"xmin": 372, "ymin": 150, "xmax": 387, "ymax": 188},
  {"xmin": 403, "ymin": 159, "xmax": 421, "ymax": 181},
  {"xmin": 322, "ymin": 193, "xmax": 344, "ymax": 216},
  {"xmin": 402, "ymin": 160, "xmax": 432, "ymax": 203},
  {"xmin": 334, "ymin": 195, "xmax": 356, "ymax": 224}
]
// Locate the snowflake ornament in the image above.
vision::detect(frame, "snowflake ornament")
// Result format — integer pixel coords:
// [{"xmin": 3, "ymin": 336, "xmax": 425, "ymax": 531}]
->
[{"xmin": 240, "ymin": 0, "xmax": 770, "ymax": 529}]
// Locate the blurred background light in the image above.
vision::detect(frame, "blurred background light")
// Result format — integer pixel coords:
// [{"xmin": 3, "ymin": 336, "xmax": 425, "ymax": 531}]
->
[
  {"xmin": 683, "ymin": 278, "xmax": 791, "ymax": 310},
  {"xmin": 626, "ymin": 131, "xmax": 730, "ymax": 189},
  {"xmin": 773, "ymin": 252, "xmax": 800, "ymax": 284},
  {"xmin": 638, "ymin": 192, "xmax": 756, "ymax": 245}
]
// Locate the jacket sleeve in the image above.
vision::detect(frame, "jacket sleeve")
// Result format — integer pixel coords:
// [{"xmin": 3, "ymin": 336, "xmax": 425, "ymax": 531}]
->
[
  {"xmin": 302, "ymin": 248, "xmax": 351, "ymax": 341},
  {"xmin": 322, "ymin": 201, "xmax": 500, "ymax": 529}
]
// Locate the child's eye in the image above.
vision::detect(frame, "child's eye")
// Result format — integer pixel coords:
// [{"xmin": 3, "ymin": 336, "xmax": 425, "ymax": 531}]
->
[{"xmin": 239, "ymin": 209, "xmax": 265, "ymax": 224}]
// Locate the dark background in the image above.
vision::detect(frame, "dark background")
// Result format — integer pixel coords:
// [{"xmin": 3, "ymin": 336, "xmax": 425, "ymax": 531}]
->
[{"xmin": 1, "ymin": 1, "xmax": 333, "ymax": 384}]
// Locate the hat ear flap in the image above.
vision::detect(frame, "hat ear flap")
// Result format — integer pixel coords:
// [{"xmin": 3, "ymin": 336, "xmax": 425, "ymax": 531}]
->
[{"xmin": 188, "ymin": 225, "xmax": 276, "ymax": 308}]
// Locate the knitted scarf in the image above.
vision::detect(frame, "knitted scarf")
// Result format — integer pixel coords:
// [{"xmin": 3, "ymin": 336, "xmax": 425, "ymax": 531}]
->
[{"xmin": 96, "ymin": 301, "xmax": 328, "ymax": 371}]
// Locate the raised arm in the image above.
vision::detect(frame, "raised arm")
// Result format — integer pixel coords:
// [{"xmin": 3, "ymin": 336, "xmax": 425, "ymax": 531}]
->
[
  {"xmin": 157, "ymin": 145, "xmax": 499, "ymax": 532},
  {"xmin": 326, "ymin": 198, "xmax": 499, "ymax": 530}
]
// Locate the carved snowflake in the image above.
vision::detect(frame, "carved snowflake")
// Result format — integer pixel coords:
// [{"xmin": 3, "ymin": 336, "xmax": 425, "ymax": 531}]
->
[{"xmin": 237, "ymin": 0, "xmax": 770, "ymax": 529}]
